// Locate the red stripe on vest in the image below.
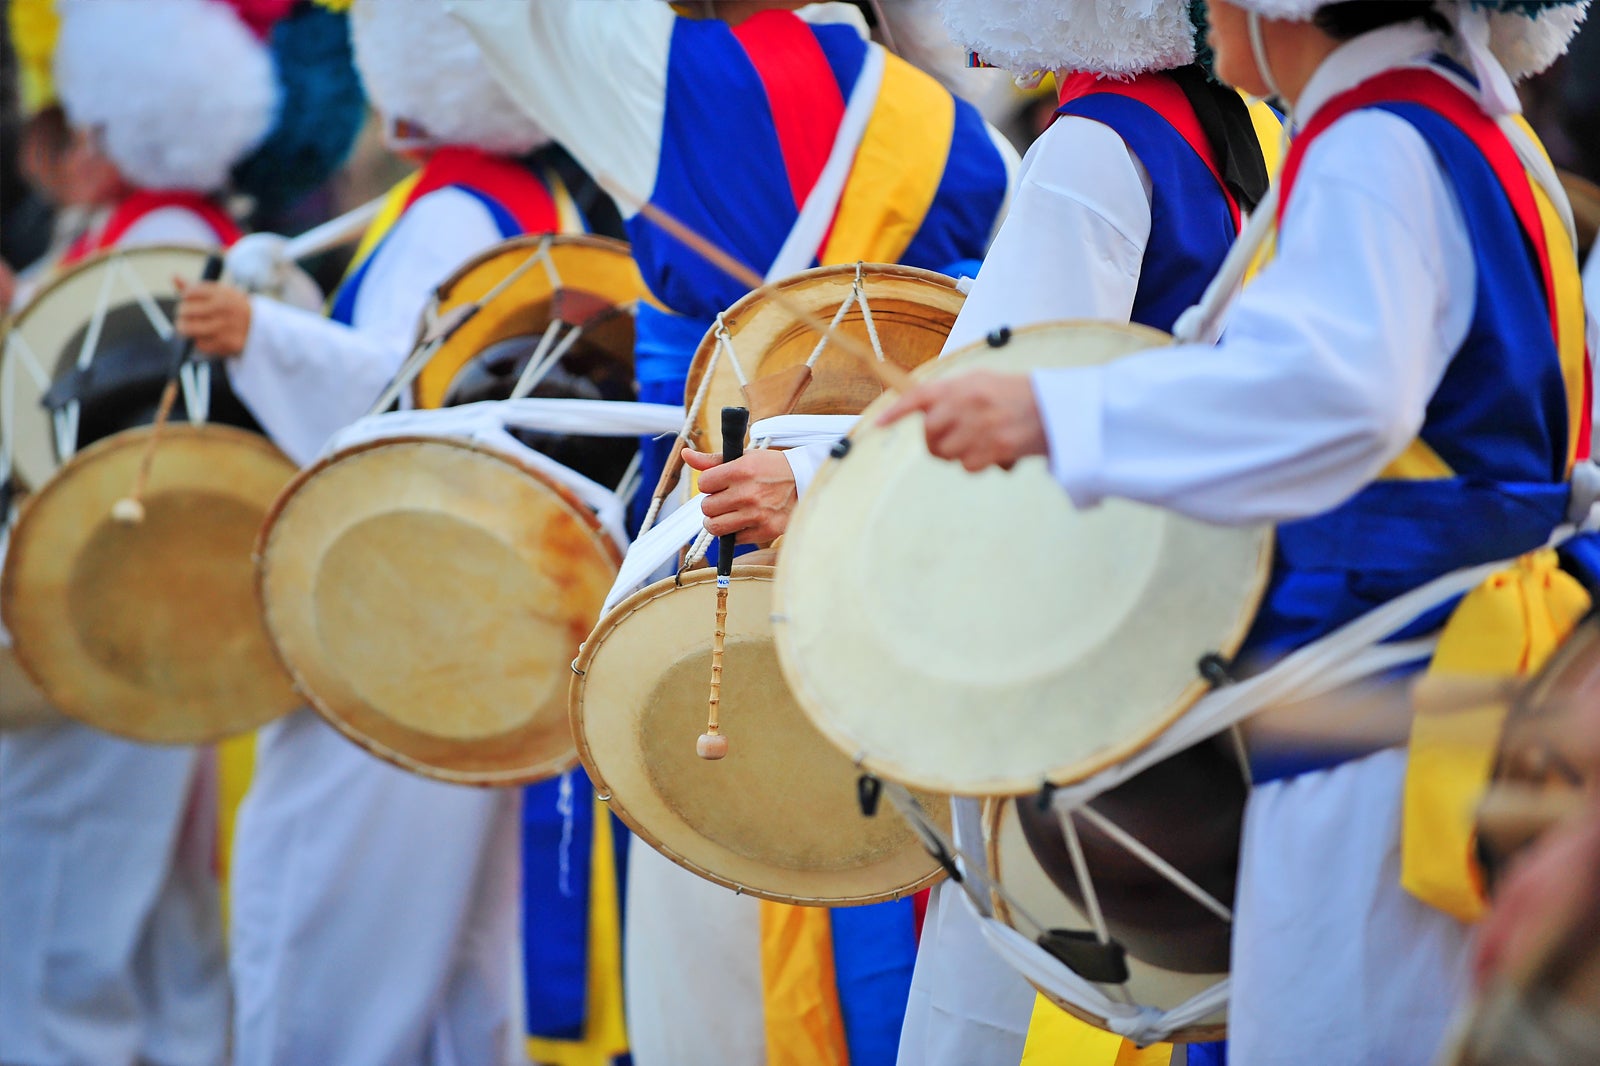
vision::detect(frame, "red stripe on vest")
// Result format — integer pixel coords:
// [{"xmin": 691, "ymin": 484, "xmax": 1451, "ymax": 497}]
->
[
  {"xmin": 64, "ymin": 190, "xmax": 241, "ymax": 265},
  {"xmin": 404, "ymin": 147, "xmax": 560, "ymax": 235},
  {"xmin": 1058, "ymin": 69, "xmax": 1241, "ymax": 228},
  {"xmin": 733, "ymin": 10, "xmax": 847, "ymax": 210},
  {"xmin": 1281, "ymin": 68, "xmax": 1588, "ymax": 459}
]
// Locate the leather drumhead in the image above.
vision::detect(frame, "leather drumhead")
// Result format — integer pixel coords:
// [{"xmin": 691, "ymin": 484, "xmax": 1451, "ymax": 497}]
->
[
  {"xmin": 773, "ymin": 321, "xmax": 1273, "ymax": 796},
  {"xmin": 681, "ymin": 263, "xmax": 964, "ymax": 451},
  {"xmin": 259, "ymin": 437, "xmax": 620, "ymax": 786},
  {"xmin": 572, "ymin": 565, "xmax": 947, "ymax": 905},
  {"xmin": 3, "ymin": 246, "xmax": 211, "ymax": 492},
  {"xmin": 987, "ymin": 800, "xmax": 1228, "ymax": 1042},
  {"xmin": 414, "ymin": 234, "xmax": 648, "ymax": 410},
  {"xmin": 1, "ymin": 424, "xmax": 299, "ymax": 743}
]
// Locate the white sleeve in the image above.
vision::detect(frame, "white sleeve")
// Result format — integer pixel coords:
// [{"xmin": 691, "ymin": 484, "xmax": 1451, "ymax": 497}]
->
[
  {"xmin": 1032, "ymin": 111, "xmax": 1473, "ymax": 525},
  {"xmin": 941, "ymin": 116, "xmax": 1152, "ymax": 355},
  {"xmin": 115, "ymin": 206, "xmax": 227, "ymax": 250},
  {"xmin": 445, "ymin": 0, "xmax": 672, "ymax": 211},
  {"xmin": 225, "ymin": 188, "xmax": 506, "ymax": 466}
]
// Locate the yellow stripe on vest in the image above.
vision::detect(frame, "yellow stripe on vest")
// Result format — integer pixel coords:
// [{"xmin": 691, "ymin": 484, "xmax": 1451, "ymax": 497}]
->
[
  {"xmin": 343, "ymin": 170, "xmax": 423, "ymax": 285},
  {"xmin": 525, "ymin": 797, "xmax": 631, "ymax": 1066},
  {"xmin": 1020, "ymin": 995, "xmax": 1172, "ymax": 1065},
  {"xmin": 215, "ymin": 732, "xmax": 256, "ymax": 928},
  {"xmin": 820, "ymin": 53, "xmax": 954, "ymax": 267},
  {"xmin": 760, "ymin": 901, "xmax": 851, "ymax": 1066},
  {"xmin": 1401, "ymin": 549, "xmax": 1591, "ymax": 922}
]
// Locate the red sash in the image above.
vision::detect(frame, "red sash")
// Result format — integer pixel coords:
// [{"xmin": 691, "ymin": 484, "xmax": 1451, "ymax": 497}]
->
[
  {"xmin": 732, "ymin": 10, "xmax": 847, "ymax": 211},
  {"xmin": 402, "ymin": 146, "xmax": 560, "ymax": 234},
  {"xmin": 1281, "ymin": 68, "xmax": 1589, "ymax": 460},
  {"xmin": 63, "ymin": 190, "xmax": 241, "ymax": 264},
  {"xmin": 1057, "ymin": 70, "xmax": 1241, "ymax": 226}
]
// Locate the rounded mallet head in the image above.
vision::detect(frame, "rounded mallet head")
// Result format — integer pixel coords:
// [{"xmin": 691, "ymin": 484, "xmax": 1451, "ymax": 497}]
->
[
  {"xmin": 696, "ymin": 732, "xmax": 729, "ymax": 760},
  {"xmin": 111, "ymin": 497, "xmax": 146, "ymax": 524}
]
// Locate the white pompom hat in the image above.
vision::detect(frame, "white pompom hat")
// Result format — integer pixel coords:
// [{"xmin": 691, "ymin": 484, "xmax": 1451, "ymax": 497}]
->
[
  {"xmin": 52, "ymin": 0, "xmax": 279, "ymax": 192},
  {"xmin": 1233, "ymin": 0, "xmax": 1589, "ymax": 80},
  {"xmin": 348, "ymin": 0, "xmax": 552, "ymax": 155},
  {"xmin": 941, "ymin": 0, "xmax": 1204, "ymax": 77}
]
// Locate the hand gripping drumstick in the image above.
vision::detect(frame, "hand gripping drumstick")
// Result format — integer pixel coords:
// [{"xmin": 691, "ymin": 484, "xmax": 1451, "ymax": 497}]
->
[
  {"xmin": 698, "ymin": 405, "xmax": 750, "ymax": 761},
  {"xmin": 112, "ymin": 253, "xmax": 225, "ymax": 525}
]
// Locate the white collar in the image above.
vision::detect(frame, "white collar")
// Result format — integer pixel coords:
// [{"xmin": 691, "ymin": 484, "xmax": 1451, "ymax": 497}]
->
[{"xmin": 1293, "ymin": 21, "xmax": 1444, "ymax": 127}]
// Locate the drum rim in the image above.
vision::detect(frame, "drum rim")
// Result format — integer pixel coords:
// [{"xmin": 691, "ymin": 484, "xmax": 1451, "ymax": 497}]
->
[
  {"xmin": 571, "ymin": 563, "xmax": 949, "ymax": 906},
  {"xmin": 2, "ymin": 245, "xmax": 212, "ymax": 493},
  {"xmin": 257, "ymin": 433, "xmax": 622, "ymax": 786},
  {"xmin": 984, "ymin": 798, "xmax": 1230, "ymax": 1045},
  {"xmin": 679, "ymin": 261, "xmax": 966, "ymax": 447},
  {"xmin": 1, "ymin": 421, "xmax": 301, "ymax": 743},
  {"xmin": 770, "ymin": 318, "xmax": 1275, "ymax": 797}
]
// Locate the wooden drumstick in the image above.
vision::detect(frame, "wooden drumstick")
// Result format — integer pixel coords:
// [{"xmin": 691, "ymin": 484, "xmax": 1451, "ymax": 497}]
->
[
  {"xmin": 113, "ymin": 254, "xmax": 224, "ymax": 525},
  {"xmin": 699, "ymin": 405, "xmax": 750, "ymax": 760},
  {"xmin": 609, "ymin": 188, "xmax": 913, "ymax": 394}
]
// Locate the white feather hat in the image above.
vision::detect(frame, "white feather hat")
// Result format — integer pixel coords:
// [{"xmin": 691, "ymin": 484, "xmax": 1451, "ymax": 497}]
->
[
  {"xmin": 52, "ymin": 0, "xmax": 279, "ymax": 192},
  {"xmin": 1233, "ymin": 0, "xmax": 1589, "ymax": 79},
  {"xmin": 349, "ymin": 0, "xmax": 552, "ymax": 155},
  {"xmin": 941, "ymin": 0, "xmax": 1202, "ymax": 76}
]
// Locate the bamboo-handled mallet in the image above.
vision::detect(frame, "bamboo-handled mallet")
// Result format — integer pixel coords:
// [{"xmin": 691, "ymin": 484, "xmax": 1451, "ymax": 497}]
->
[
  {"xmin": 112, "ymin": 253, "xmax": 224, "ymax": 525},
  {"xmin": 698, "ymin": 404, "xmax": 750, "ymax": 760}
]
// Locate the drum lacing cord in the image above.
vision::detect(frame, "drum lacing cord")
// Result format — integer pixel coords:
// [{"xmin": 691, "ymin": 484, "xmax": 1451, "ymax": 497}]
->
[
  {"xmin": 1, "ymin": 331, "xmax": 51, "ymax": 515},
  {"xmin": 638, "ymin": 318, "xmax": 731, "ymax": 538},
  {"xmin": 368, "ymin": 237, "xmax": 557, "ymax": 417},
  {"xmin": 52, "ymin": 258, "xmax": 212, "ymax": 462}
]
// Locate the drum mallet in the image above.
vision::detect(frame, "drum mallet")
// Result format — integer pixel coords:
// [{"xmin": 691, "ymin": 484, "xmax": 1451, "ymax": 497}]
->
[
  {"xmin": 112, "ymin": 253, "xmax": 224, "ymax": 525},
  {"xmin": 699, "ymin": 404, "xmax": 750, "ymax": 760}
]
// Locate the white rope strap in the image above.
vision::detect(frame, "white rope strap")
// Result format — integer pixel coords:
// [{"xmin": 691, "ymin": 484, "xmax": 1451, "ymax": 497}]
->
[
  {"xmin": 854, "ymin": 263, "xmax": 888, "ymax": 365},
  {"xmin": 115, "ymin": 257, "xmax": 176, "ymax": 340},
  {"xmin": 508, "ymin": 317, "xmax": 570, "ymax": 400},
  {"xmin": 714, "ymin": 314, "xmax": 750, "ymax": 388},
  {"xmin": 1073, "ymin": 806, "xmax": 1233, "ymax": 923},
  {"xmin": 805, "ymin": 284, "xmax": 858, "ymax": 369},
  {"xmin": 1059, "ymin": 811, "xmax": 1113, "ymax": 947}
]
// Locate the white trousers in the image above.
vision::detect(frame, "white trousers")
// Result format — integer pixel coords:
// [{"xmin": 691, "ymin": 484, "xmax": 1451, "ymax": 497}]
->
[
  {"xmin": 623, "ymin": 835, "xmax": 766, "ymax": 1066},
  {"xmin": 1229, "ymin": 748, "xmax": 1472, "ymax": 1066},
  {"xmin": 896, "ymin": 796, "xmax": 1035, "ymax": 1066},
  {"xmin": 0, "ymin": 720, "xmax": 228, "ymax": 1066},
  {"xmin": 229, "ymin": 709, "xmax": 523, "ymax": 1066}
]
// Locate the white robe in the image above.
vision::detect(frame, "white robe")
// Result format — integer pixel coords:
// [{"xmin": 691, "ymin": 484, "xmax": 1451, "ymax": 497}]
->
[
  {"xmin": 224, "ymin": 187, "xmax": 528, "ymax": 1066},
  {"xmin": 0, "ymin": 205, "xmax": 230, "ymax": 1066},
  {"xmin": 1030, "ymin": 26, "xmax": 1500, "ymax": 1066},
  {"xmin": 893, "ymin": 111, "xmax": 1156, "ymax": 1066}
]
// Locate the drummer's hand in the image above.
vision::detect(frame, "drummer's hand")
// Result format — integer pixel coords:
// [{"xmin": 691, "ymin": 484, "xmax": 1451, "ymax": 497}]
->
[
  {"xmin": 175, "ymin": 277, "xmax": 251, "ymax": 359},
  {"xmin": 683, "ymin": 447, "xmax": 797, "ymax": 545},
  {"xmin": 877, "ymin": 370, "xmax": 1048, "ymax": 472}
]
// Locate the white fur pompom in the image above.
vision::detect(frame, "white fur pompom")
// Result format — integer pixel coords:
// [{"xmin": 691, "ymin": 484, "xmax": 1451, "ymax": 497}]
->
[
  {"xmin": 1488, "ymin": 1, "xmax": 1590, "ymax": 79},
  {"xmin": 940, "ymin": 0, "xmax": 1197, "ymax": 77},
  {"xmin": 54, "ymin": 0, "xmax": 278, "ymax": 192},
  {"xmin": 350, "ymin": 0, "xmax": 551, "ymax": 155}
]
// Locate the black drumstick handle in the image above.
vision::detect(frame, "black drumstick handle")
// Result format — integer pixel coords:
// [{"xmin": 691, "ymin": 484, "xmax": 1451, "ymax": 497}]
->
[
  {"xmin": 169, "ymin": 254, "xmax": 225, "ymax": 377},
  {"xmin": 717, "ymin": 406, "xmax": 749, "ymax": 578}
]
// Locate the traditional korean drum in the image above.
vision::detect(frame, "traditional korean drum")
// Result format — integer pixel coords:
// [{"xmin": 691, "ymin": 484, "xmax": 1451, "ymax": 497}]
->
[
  {"xmin": 257, "ymin": 235, "xmax": 658, "ymax": 785},
  {"xmin": 772, "ymin": 320, "xmax": 1273, "ymax": 797},
  {"xmin": 773, "ymin": 320, "xmax": 1272, "ymax": 1035},
  {"xmin": 571, "ymin": 263, "xmax": 964, "ymax": 903},
  {"xmin": 0, "ymin": 246, "xmax": 300, "ymax": 743}
]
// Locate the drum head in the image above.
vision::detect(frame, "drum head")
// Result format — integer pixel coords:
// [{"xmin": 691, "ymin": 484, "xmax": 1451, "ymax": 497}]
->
[
  {"xmin": 414, "ymin": 234, "xmax": 647, "ymax": 410},
  {"xmin": 1, "ymin": 424, "xmax": 299, "ymax": 743},
  {"xmin": 682, "ymin": 263, "xmax": 964, "ymax": 451},
  {"xmin": 259, "ymin": 437, "xmax": 620, "ymax": 785},
  {"xmin": 987, "ymin": 800, "xmax": 1228, "ymax": 1042},
  {"xmin": 572, "ymin": 565, "xmax": 948, "ymax": 905},
  {"xmin": 773, "ymin": 321, "xmax": 1273, "ymax": 796},
  {"xmin": 3, "ymin": 246, "xmax": 211, "ymax": 492}
]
